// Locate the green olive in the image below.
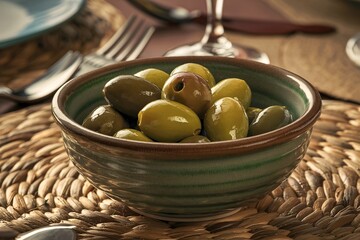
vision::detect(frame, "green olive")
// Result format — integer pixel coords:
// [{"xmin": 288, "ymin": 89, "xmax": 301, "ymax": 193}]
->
[
  {"xmin": 246, "ymin": 107, "xmax": 262, "ymax": 124},
  {"xmin": 134, "ymin": 68, "xmax": 169, "ymax": 89},
  {"xmin": 170, "ymin": 63, "xmax": 216, "ymax": 87},
  {"xmin": 138, "ymin": 99, "xmax": 201, "ymax": 142},
  {"xmin": 103, "ymin": 75, "xmax": 161, "ymax": 118},
  {"xmin": 211, "ymin": 78, "xmax": 252, "ymax": 109},
  {"xmin": 82, "ymin": 105, "xmax": 128, "ymax": 136},
  {"xmin": 113, "ymin": 129, "xmax": 153, "ymax": 142},
  {"xmin": 204, "ymin": 97, "xmax": 248, "ymax": 141},
  {"xmin": 162, "ymin": 72, "xmax": 212, "ymax": 118},
  {"xmin": 249, "ymin": 105, "xmax": 292, "ymax": 136},
  {"xmin": 179, "ymin": 135, "xmax": 210, "ymax": 143}
]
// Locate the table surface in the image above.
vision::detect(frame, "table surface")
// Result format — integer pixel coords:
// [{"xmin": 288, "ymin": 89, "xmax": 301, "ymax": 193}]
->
[
  {"xmin": 0, "ymin": 0, "xmax": 360, "ymax": 239},
  {"xmin": 108, "ymin": 0, "xmax": 360, "ymax": 103}
]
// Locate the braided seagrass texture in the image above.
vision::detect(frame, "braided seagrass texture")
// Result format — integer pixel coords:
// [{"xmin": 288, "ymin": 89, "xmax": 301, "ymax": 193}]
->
[{"xmin": 0, "ymin": 100, "xmax": 360, "ymax": 239}]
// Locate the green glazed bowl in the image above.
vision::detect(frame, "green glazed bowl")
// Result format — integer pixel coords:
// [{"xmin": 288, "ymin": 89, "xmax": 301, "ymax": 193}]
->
[{"xmin": 52, "ymin": 56, "xmax": 322, "ymax": 222}]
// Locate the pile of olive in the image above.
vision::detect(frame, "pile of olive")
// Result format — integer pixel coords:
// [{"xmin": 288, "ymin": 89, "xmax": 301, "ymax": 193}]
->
[{"xmin": 82, "ymin": 63, "xmax": 293, "ymax": 143}]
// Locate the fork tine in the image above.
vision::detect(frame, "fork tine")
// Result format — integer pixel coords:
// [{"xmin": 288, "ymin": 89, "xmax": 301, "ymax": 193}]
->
[
  {"xmin": 82, "ymin": 15, "xmax": 154, "ymax": 70},
  {"xmin": 96, "ymin": 15, "xmax": 136, "ymax": 56},
  {"xmin": 104, "ymin": 18, "xmax": 144, "ymax": 60},
  {"xmin": 115, "ymin": 26, "xmax": 155, "ymax": 62},
  {"xmin": 123, "ymin": 26, "xmax": 155, "ymax": 61}
]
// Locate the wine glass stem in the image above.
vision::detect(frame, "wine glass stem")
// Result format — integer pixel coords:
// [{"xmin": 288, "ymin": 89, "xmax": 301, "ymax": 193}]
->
[{"xmin": 201, "ymin": 0, "xmax": 228, "ymax": 45}]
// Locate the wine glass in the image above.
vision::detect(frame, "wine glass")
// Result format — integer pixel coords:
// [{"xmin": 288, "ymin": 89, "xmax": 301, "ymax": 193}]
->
[{"xmin": 164, "ymin": 0, "xmax": 270, "ymax": 64}]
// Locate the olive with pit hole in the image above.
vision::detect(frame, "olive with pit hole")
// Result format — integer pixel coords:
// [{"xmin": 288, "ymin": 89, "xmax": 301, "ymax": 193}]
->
[
  {"xmin": 162, "ymin": 72, "xmax": 212, "ymax": 118},
  {"xmin": 103, "ymin": 75, "xmax": 161, "ymax": 118},
  {"xmin": 82, "ymin": 105, "xmax": 128, "ymax": 136},
  {"xmin": 170, "ymin": 63, "xmax": 216, "ymax": 87},
  {"xmin": 249, "ymin": 105, "xmax": 292, "ymax": 136},
  {"xmin": 204, "ymin": 97, "xmax": 249, "ymax": 141},
  {"xmin": 138, "ymin": 99, "xmax": 201, "ymax": 142}
]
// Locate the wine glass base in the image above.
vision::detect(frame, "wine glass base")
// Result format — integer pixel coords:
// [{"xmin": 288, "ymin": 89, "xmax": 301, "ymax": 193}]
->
[{"xmin": 164, "ymin": 42, "xmax": 270, "ymax": 64}]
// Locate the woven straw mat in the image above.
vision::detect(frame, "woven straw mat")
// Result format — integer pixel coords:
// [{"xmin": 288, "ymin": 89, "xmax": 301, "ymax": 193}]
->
[
  {"xmin": 0, "ymin": 100, "xmax": 359, "ymax": 240},
  {"xmin": 0, "ymin": 0, "xmax": 124, "ymax": 89}
]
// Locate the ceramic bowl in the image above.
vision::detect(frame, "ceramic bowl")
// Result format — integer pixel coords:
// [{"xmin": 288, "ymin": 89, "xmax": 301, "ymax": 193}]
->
[{"xmin": 52, "ymin": 56, "xmax": 322, "ymax": 222}]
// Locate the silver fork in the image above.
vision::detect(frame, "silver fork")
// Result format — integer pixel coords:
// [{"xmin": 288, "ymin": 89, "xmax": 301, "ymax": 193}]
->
[
  {"xmin": 76, "ymin": 15, "xmax": 155, "ymax": 75},
  {"xmin": 0, "ymin": 16, "xmax": 154, "ymax": 104},
  {"xmin": 0, "ymin": 51, "xmax": 82, "ymax": 103}
]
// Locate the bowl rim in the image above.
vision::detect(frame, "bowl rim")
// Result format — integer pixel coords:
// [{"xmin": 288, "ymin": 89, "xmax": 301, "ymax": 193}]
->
[{"xmin": 52, "ymin": 56, "xmax": 322, "ymax": 157}]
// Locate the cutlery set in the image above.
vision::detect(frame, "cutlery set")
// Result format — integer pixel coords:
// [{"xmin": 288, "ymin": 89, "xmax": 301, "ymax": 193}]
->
[
  {"xmin": 0, "ymin": 15, "xmax": 154, "ymax": 104},
  {"xmin": 76, "ymin": 15, "xmax": 155, "ymax": 75},
  {"xmin": 0, "ymin": 51, "xmax": 82, "ymax": 103}
]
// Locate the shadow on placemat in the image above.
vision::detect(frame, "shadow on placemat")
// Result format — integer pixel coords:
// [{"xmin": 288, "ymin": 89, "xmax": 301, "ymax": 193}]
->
[{"xmin": 0, "ymin": 100, "xmax": 360, "ymax": 239}]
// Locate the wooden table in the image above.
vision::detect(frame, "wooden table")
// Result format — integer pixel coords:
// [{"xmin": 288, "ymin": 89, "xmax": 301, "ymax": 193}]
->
[{"xmin": 109, "ymin": 0, "xmax": 360, "ymax": 103}]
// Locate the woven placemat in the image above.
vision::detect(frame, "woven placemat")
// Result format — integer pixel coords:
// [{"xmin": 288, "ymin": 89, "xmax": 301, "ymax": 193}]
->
[
  {"xmin": 0, "ymin": 100, "xmax": 359, "ymax": 239},
  {"xmin": 0, "ymin": 0, "xmax": 124, "ymax": 89}
]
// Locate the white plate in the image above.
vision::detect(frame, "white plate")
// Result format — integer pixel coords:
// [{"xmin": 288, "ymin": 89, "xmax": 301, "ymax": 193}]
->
[{"xmin": 0, "ymin": 0, "xmax": 85, "ymax": 49}]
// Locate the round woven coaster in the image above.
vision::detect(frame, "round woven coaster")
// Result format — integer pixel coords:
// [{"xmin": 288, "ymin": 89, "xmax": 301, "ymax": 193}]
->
[
  {"xmin": 0, "ymin": 100, "xmax": 359, "ymax": 239},
  {"xmin": 0, "ymin": 0, "xmax": 124, "ymax": 89}
]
